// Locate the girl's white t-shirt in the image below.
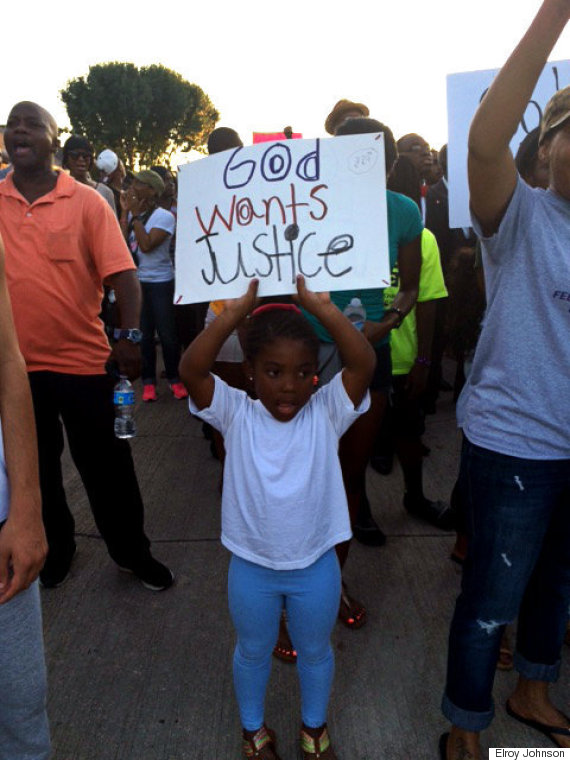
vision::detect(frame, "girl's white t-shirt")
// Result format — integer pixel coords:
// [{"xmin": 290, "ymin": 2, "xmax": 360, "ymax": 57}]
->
[{"xmin": 190, "ymin": 372, "xmax": 369, "ymax": 570}]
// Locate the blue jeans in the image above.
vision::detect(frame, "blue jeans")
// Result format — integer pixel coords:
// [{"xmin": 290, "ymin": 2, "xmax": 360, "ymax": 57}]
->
[
  {"xmin": 228, "ymin": 549, "xmax": 341, "ymax": 731},
  {"xmin": 0, "ymin": 581, "xmax": 50, "ymax": 759},
  {"xmin": 442, "ymin": 438, "xmax": 570, "ymax": 731},
  {"xmin": 140, "ymin": 280, "xmax": 181, "ymax": 385}
]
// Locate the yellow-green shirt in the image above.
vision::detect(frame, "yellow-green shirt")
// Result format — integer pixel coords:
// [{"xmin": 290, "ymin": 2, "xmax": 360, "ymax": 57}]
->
[{"xmin": 384, "ymin": 228, "xmax": 447, "ymax": 375}]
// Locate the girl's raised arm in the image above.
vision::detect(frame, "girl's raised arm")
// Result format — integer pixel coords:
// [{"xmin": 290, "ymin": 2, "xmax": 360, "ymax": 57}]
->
[
  {"xmin": 179, "ymin": 280, "xmax": 258, "ymax": 410},
  {"xmin": 295, "ymin": 276, "xmax": 375, "ymax": 407}
]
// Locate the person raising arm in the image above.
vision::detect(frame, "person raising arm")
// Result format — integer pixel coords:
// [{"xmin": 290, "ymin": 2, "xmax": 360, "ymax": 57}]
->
[
  {"xmin": 441, "ymin": 3, "xmax": 570, "ymax": 759},
  {"xmin": 468, "ymin": 0, "xmax": 570, "ymax": 235},
  {"xmin": 179, "ymin": 275, "xmax": 374, "ymax": 760}
]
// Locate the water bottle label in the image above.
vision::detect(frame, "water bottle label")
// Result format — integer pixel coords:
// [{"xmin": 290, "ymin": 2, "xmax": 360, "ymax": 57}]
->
[{"xmin": 114, "ymin": 389, "xmax": 135, "ymax": 406}]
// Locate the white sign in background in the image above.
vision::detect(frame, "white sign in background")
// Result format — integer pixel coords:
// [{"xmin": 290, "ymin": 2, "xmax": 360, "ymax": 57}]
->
[
  {"xmin": 175, "ymin": 134, "xmax": 390, "ymax": 304},
  {"xmin": 447, "ymin": 60, "xmax": 570, "ymax": 229}
]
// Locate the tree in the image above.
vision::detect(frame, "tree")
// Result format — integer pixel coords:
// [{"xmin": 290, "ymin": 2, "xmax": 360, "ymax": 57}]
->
[{"xmin": 60, "ymin": 63, "xmax": 219, "ymax": 168}]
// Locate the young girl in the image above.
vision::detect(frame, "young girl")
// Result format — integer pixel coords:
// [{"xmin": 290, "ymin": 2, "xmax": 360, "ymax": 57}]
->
[{"xmin": 180, "ymin": 275, "xmax": 375, "ymax": 760}]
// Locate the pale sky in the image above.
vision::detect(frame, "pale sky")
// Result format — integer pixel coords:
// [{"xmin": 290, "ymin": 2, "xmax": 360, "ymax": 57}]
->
[{"xmin": 2, "ymin": 0, "xmax": 569, "ymax": 159}]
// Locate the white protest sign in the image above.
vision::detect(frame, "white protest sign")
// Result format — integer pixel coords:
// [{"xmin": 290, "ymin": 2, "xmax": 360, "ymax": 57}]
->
[
  {"xmin": 447, "ymin": 60, "xmax": 570, "ymax": 229},
  {"xmin": 174, "ymin": 134, "xmax": 390, "ymax": 303}
]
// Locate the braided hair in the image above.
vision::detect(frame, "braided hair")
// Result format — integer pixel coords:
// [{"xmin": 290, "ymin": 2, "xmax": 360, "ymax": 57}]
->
[{"xmin": 243, "ymin": 305, "xmax": 319, "ymax": 364}]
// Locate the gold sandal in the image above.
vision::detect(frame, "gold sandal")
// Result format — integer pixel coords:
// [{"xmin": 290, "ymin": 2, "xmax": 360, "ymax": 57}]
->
[
  {"xmin": 243, "ymin": 725, "xmax": 282, "ymax": 759},
  {"xmin": 300, "ymin": 725, "xmax": 337, "ymax": 759}
]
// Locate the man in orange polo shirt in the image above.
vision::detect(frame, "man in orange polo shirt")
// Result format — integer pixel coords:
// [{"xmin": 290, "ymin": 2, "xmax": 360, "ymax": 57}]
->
[{"xmin": 0, "ymin": 101, "xmax": 173, "ymax": 591}]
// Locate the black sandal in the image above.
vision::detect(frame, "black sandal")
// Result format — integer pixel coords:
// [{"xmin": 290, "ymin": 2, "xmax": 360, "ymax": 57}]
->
[
  {"xmin": 338, "ymin": 583, "xmax": 366, "ymax": 629},
  {"xmin": 506, "ymin": 701, "xmax": 570, "ymax": 747}
]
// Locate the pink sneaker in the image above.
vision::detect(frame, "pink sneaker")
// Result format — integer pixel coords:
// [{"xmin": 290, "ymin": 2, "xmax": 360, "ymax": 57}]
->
[
  {"xmin": 170, "ymin": 382, "xmax": 188, "ymax": 400},
  {"xmin": 142, "ymin": 384, "xmax": 157, "ymax": 402}
]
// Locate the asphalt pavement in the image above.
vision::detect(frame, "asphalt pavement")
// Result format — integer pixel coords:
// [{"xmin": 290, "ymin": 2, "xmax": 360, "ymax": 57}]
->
[{"xmin": 41, "ymin": 372, "xmax": 569, "ymax": 759}]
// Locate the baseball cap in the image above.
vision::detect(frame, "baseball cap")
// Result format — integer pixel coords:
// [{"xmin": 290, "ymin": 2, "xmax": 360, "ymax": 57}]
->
[
  {"xmin": 539, "ymin": 86, "xmax": 570, "ymax": 143},
  {"xmin": 133, "ymin": 169, "xmax": 165, "ymax": 196},
  {"xmin": 95, "ymin": 149, "xmax": 119, "ymax": 174}
]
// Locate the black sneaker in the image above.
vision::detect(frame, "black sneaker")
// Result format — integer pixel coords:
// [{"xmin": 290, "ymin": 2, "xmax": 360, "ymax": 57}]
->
[
  {"xmin": 403, "ymin": 495, "xmax": 455, "ymax": 531},
  {"xmin": 119, "ymin": 556, "xmax": 174, "ymax": 591},
  {"xmin": 353, "ymin": 492, "xmax": 386, "ymax": 546},
  {"xmin": 370, "ymin": 453, "xmax": 393, "ymax": 475},
  {"xmin": 40, "ymin": 544, "xmax": 77, "ymax": 589},
  {"xmin": 353, "ymin": 515, "xmax": 387, "ymax": 546}
]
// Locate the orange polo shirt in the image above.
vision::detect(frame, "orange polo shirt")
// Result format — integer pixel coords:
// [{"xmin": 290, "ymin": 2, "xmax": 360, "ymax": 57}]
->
[{"xmin": 0, "ymin": 171, "xmax": 135, "ymax": 374}]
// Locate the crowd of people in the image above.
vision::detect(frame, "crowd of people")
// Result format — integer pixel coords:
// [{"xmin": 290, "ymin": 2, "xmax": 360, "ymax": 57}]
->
[{"xmin": 0, "ymin": 0, "xmax": 569, "ymax": 758}]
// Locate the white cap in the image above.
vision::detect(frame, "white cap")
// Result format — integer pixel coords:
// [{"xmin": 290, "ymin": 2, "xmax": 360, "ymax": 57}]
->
[{"xmin": 95, "ymin": 149, "xmax": 119, "ymax": 175}]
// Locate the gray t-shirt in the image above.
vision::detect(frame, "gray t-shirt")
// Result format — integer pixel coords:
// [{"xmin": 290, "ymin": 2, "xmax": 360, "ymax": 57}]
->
[
  {"xmin": 94, "ymin": 182, "xmax": 116, "ymax": 214},
  {"xmin": 457, "ymin": 176, "xmax": 570, "ymax": 459}
]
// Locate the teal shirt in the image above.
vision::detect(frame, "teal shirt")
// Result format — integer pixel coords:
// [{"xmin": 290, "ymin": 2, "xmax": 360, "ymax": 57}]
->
[{"xmin": 304, "ymin": 190, "xmax": 423, "ymax": 344}]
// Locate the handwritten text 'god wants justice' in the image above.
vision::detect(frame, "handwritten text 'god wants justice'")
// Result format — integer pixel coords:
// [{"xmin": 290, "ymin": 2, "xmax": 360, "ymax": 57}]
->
[{"xmin": 192, "ymin": 139, "xmax": 357, "ymax": 287}]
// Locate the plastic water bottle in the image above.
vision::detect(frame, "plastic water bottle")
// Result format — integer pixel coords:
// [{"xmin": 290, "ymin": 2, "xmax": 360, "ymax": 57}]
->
[
  {"xmin": 114, "ymin": 376, "xmax": 136, "ymax": 439},
  {"xmin": 343, "ymin": 297, "xmax": 366, "ymax": 331}
]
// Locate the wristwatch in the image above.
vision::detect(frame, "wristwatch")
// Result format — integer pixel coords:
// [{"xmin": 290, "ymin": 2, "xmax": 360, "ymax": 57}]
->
[{"xmin": 113, "ymin": 328, "xmax": 143, "ymax": 344}]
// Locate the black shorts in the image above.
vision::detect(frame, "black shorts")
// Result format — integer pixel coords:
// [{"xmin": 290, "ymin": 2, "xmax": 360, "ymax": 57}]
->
[{"xmin": 391, "ymin": 374, "xmax": 426, "ymax": 438}]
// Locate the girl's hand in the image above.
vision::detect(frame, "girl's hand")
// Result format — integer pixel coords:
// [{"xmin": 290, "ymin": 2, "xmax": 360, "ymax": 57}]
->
[
  {"xmin": 224, "ymin": 279, "xmax": 259, "ymax": 319},
  {"xmin": 294, "ymin": 275, "xmax": 331, "ymax": 315}
]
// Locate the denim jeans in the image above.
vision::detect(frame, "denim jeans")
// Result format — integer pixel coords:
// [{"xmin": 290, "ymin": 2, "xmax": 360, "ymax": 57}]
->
[
  {"xmin": 140, "ymin": 279, "xmax": 181, "ymax": 384},
  {"xmin": 228, "ymin": 549, "xmax": 341, "ymax": 731},
  {"xmin": 442, "ymin": 438, "xmax": 570, "ymax": 731},
  {"xmin": 0, "ymin": 581, "xmax": 50, "ymax": 759}
]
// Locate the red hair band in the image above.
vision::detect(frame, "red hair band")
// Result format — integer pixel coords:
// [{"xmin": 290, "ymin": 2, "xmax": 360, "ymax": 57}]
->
[{"xmin": 250, "ymin": 303, "xmax": 302, "ymax": 317}]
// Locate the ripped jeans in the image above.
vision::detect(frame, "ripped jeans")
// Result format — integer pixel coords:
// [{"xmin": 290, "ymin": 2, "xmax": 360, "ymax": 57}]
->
[{"xmin": 442, "ymin": 438, "xmax": 570, "ymax": 732}]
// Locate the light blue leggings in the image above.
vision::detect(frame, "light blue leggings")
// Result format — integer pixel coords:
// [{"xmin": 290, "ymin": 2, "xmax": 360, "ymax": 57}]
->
[{"xmin": 228, "ymin": 548, "xmax": 341, "ymax": 731}]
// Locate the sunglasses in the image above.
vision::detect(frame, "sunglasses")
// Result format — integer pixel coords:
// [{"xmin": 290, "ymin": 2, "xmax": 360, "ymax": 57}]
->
[{"xmin": 67, "ymin": 150, "xmax": 92, "ymax": 161}]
